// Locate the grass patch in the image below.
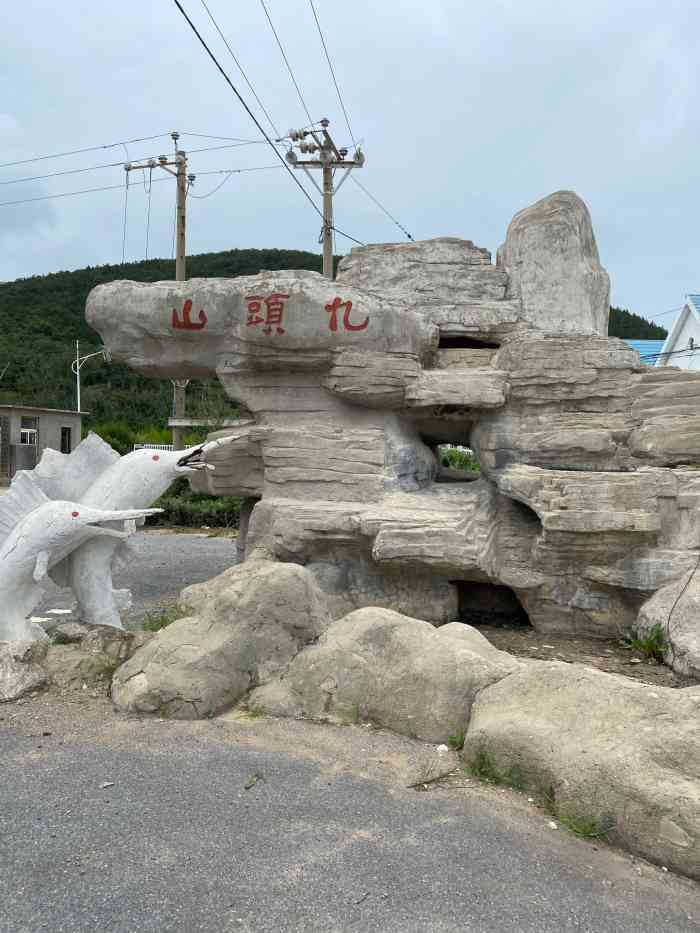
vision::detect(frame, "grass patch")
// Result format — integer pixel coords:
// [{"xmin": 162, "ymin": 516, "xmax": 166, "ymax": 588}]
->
[
  {"xmin": 558, "ymin": 810, "xmax": 616, "ymax": 838},
  {"xmin": 622, "ymin": 623, "xmax": 666, "ymax": 663},
  {"xmin": 447, "ymin": 728, "xmax": 466, "ymax": 752},
  {"xmin": 246, "ymin": 705, "xmax": 267, "ymax": 720},
  {"xmin": 142, "ymin": 604, "xmax": 187, "ymax": 632}
]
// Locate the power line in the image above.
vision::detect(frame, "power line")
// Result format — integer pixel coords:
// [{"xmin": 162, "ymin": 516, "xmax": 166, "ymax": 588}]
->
[
  {"xmin": 258, "ymin": 0, "xmax": 315, "ymax": 125},
  {"xmin": 0, "ymin": 180, "xmax": 136, "ymax": 208},
  {"xmin": 0, "ymin": 133, "xmax": 172, "ymax": 170},
  {"xmin": 307, "ymin": 0, "xmax": 356, "ymax": 147},
  {"xmin": 0, "ymin": 140, "xmax": 270, "ymax": 188},
  {"xmin": 351, "ymin": 176, "xmax": 414, "ymax": 241},
  {"xmin": 0, "ymin": 164, "xmax": 286, "ymax": 208},
  {"xmin": 181, "ymin": 130, "xmax": 261, "ymax": 141},
  {"xmin": 197, "ymin": 1, "xmax": 282, "ymax": 138},
  {"xmin": 171, "ymin": 0, "xmax": 364, "ymax": 245},
  {"xmin": 189, "ymin": 165, "xmax": 282, "ymax": 198}
]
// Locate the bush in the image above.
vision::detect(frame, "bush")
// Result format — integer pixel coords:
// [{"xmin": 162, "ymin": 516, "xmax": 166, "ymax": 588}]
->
[
  {"xmin": 439, "ymin": 445, "xmax": 480, "ymax": 473},
  {"xmin": 147, "ymin": 477, "xmax": 242, "ymax": 528}
]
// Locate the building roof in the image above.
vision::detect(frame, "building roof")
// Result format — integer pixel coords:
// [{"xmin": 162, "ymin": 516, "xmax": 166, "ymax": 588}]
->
[
  {"xmin": 624, "ymin": 339, "xmax": 666, "ymax": 360},
  {"xmin": 655, "ymin": 296, "xmax": 700, "ymax": 366},
  {"xmin": 0, "ymin": 404, "xmax": 88, "ymax": 416}
]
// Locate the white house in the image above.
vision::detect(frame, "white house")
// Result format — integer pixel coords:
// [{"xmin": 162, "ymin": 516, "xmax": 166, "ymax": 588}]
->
[{"xmin": 656, "ymin": 295, "xmax": 700, "ymax": 369}]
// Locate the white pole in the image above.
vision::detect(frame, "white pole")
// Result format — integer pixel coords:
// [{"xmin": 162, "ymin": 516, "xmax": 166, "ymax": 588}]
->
[{"xmin": 75, "ymin": 340, "xmax": 81, "ymax": 412}]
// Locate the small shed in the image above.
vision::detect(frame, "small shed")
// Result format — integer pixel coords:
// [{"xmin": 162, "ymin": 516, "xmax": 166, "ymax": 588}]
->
[
  {"xmin": 0, "ymin": 405, "xmax": 85, "ymax": 484},
  {"xmin": 656, "ymin": 296, "xmax": 700, "ymax": 369}
]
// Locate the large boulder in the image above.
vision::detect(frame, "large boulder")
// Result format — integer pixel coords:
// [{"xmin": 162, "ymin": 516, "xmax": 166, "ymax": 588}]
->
[
  {"xmin": 250, "ymin": 608, "xmax": 520, "ymax": 743},
  {"xmin": 497, "ymin": 190, "xmax": 610, "ymax": 336},
  {"xmin": 636, "ymin": 571, "xmax": 700, "ymax": 678},
  {"xmin": 111, "ymin": 561, "xmax": 330, "ymax": 718},
  {"xmin": 463, "ymin": 661, "xmax": 700, "ymax": 879}
]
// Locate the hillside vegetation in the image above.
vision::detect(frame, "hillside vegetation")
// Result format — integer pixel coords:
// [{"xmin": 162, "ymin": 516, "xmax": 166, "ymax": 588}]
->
[
  {"xmin": 0, "ymin": 250, "xmax": 665, "ymax": 434},
  {"xmin": 0, "ymin": 248, "xmax": 326, "ymax": 431},
  {"xmin": 608, "ymin": 306, "xmax": 667, "ymax": 340}
]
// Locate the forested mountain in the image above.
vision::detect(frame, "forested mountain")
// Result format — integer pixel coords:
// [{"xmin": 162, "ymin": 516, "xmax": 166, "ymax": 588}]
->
[
  {"xmin": 0, "ymin": 248, "xmax": 327, "ymax": 429},
  {"xmin": 0, "ymin": 250, "xmax": 666, "ymax": 432},
  {"xmin": 608, "ymin": 306, "xmax": 667, "ymax": 340}
]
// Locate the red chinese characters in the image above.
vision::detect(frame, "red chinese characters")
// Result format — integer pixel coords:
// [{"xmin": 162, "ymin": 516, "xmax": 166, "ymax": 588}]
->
[
  {"xmin": 324, "ymin": 296, "xmax": 369, "ymax": 333},
  {"xmin": 172, "ymin": 299, "xmax": 208, "ymax": 331},
  {"xmin": 245, "ymin": 293, "xmax": 289, "ymax": 336}
]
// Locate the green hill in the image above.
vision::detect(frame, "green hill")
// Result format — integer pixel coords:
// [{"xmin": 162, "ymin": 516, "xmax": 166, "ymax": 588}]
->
[
  {"xmin": 0, "ymin": 251, "xmax": 666, "ymax": 437},
  {"xmin": 0, "ymin": 248, "xmax": 327, "ymax": 433},
  {"xmin": 608, "ymin": 306, "xmax": 667, "ymax": 340}
]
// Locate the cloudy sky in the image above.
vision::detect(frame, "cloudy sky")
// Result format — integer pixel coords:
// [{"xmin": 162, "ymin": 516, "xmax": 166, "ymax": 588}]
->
[{"xmin": 2, "ymin": 0, "xmax": 698, "ymax": 324}]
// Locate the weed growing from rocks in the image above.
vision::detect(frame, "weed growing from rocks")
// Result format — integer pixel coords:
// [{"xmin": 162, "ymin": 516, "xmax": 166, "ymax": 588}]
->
[
  {"xmin": 467, "ymin": 746, "xmax": 523, "ymax": 789},
  {"xmin": 558, "ymin": 810, "xmax": 616, "ymax": 838},
  {"xmin": 447, "ymin": 728, "xmax": 466, "ymax": 751},
  {"xmin": 622, "ymin": 624, "xmax": 666, "ymax": 663},
  {"xmin": 142, "ymin": 604, "xmax": 187, "ymax": 633}
]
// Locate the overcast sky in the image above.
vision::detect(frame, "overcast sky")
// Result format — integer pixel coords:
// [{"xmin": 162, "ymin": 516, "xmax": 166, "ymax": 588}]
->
[{"xmin": 2, "ymin": 0, "xmax": 698, "ymax": 324}]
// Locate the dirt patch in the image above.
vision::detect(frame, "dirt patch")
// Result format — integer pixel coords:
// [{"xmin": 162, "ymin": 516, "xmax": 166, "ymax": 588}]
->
[{"xmin": 477, "ymin": 624, "xmax": 698, "ymax": 688}]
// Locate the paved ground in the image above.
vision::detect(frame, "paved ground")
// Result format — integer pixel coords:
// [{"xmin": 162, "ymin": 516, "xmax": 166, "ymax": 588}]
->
[
  {"xmin": 35, "ymin": 529, "xmax": 238, "ymax": 626},
  {"xmin": 1, "ymin": 696, "xmax": 699, "ymax": 933}
]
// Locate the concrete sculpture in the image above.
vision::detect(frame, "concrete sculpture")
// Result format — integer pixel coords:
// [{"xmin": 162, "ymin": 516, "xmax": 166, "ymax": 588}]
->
[
  {"xmin": 0, "ymin": 433, "xmax": 237, "ymax": 634},
  {"xmin": 27, "ymin": 434, "xmax": 218, "ymax": 629},
  {"xmin": 0, "ymin": 472, "xmax": 160, "ymax": 642},
  {"xmin": 87, "ymin": 189, "xmax": 700, "ymax": 679}
]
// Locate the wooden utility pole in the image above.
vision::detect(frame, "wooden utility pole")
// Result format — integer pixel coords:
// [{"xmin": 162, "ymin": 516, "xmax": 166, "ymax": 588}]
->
[
  {"xmin": 124, "ymin": 131, "xmax": 194, "ymax": 450},
  {"xmin": 283, "ymin": 118, "xmax": 364, "ymax": 280}
]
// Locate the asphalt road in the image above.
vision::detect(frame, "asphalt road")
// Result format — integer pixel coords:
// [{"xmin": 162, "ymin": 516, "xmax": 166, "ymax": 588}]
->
[
  {"xmin": 35, "ymin": 529, "xmax": 238, "ymax": 625},
  {"xmin": 1, "ymin": 703, "xmax": 699, "ymax": 933}
]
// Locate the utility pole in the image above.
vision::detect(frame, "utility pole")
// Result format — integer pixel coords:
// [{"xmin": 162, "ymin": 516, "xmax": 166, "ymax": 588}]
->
[
  {"xmin": 124, "ymin": 131, "xmax": 194, "ymax": 450},
  {"xmin": 283, "ymin": 119, "xmax": 365, "ymax": 280},
  {"xmin": 72, "ymin": 341, "xmax": 110, "ymax": 412}
]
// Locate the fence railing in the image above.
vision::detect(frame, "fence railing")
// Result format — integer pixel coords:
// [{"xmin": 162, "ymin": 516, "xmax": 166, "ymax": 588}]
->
[{"xmin": 133, "ymin": 443, "xmax": 174, "ymax": 452}]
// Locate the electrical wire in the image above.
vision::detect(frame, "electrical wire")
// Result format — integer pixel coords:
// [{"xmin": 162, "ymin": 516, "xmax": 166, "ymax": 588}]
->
[
  {"xmin": 121, "ymin": 175, "xmax": 130, "ymax": 265},
  {"xmin": 0, "ymin": 133, "xmax": 172, "ymax": 170},
  {"xmin": 145, "ymin": 167, "xmax": 153, "ymax": 259},
  {"xmin": 351, "ymin": 176, "xmax": 414, "ymax": 240},
  {"xmin": 308, "ymin": 0, "xmax": 356, "ymax": 148},
  {"xmin": 0, "ymin": 164, "xmax": 286, "ymax": 208},
  {"xmin": 181, "ymin": 130, "xmax": 260, "ymax": 141},
  {"xmin": 197, "ymin": 1, "xmax": 282, "ymax": 138},
  {"xmin": 189, "ymin": 164, "xmax": 282, "ymax": 198},
  {"xmin": 258, "ymin": 0, "xmax": 315, "ymax": 126},
  {"xmin": 171, "ymin": 0, "xmax": 364, "ymax": 245},
  {"xmin": 0, "ymin": 140, "xmax": 271, "ymax": 189}
]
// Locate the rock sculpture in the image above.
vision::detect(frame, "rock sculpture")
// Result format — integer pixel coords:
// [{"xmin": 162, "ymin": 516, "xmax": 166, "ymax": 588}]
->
[
  {"xmin": 87, "ymin": 189, "xmax": 700, "ymax": 675},
  {"xmin": 0, "ymin": 472, "xmax": 160, "ymax": 641}
]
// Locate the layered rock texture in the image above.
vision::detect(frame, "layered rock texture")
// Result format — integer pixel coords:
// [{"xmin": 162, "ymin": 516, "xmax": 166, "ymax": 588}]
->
[
  {"xmin": 87, "ymin": 189, "xmax": 700, "ymax": 672},
  {"xmin": 83, "ymin": 189, "xmax": 700, "ymax": 878}
]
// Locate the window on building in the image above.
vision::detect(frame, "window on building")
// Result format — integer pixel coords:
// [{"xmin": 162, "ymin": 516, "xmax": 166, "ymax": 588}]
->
[
  {"xmin": 19, "ymin": 416, "xmax": 39, "ymax": 447},
  {"xmin": 60, "ymin": 426, "xmax": 72, "ymax": 454}
]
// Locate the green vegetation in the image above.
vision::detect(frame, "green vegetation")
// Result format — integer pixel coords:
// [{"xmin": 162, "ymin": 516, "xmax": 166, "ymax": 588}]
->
[
  {"xmin": 148, "ymin": 477, "xmax": 242, "ymax": 529},
  {"xmin": 447, "ymin": 728, "xmax": 466, "ymax": 751},
  {"xmin": 142, "ymin": 604, "xmax": 188, "ymax": 632},
  {"xmin": 440, "ymin": 446, "xmax": 480, "ymax": 474},
  {"xmin": 0, "ymin": 247, "xmax": 327, "ymax": 431},
  {"xmin": 557, "ymin": 810, "xmax": 616, "ymax": 838},
  {"xmin": 608, "ymin": 306, "xmax": 667, "ymax": 340},
  {"xmin": 467, "ymin": 746, "xmax": 524, "ymax": 790},
  {"xmin": 623, "ymin": 624, "xmax": 667, "ymax": 663}
]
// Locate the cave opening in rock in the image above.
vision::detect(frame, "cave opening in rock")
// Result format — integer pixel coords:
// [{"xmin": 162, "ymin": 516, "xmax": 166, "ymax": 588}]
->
[
  {"xmin": 452, "ymin": 580, "xmax": 531, "ymax": 628},
  {"xmin": 437, "ymin": 335, "xmax": 500, "ymax": 350}
]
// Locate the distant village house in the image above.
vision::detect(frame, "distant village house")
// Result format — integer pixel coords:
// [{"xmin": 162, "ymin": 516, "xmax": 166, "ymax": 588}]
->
[{"xmin": 0, "ymin": 405, "xmax": 84, "ymax": 485}]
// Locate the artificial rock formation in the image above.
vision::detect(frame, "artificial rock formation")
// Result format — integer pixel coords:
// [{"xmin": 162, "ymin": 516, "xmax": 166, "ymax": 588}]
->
[{"xmin": 86, "ymin": 188, "xmax": 700, "ymax": 673}]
